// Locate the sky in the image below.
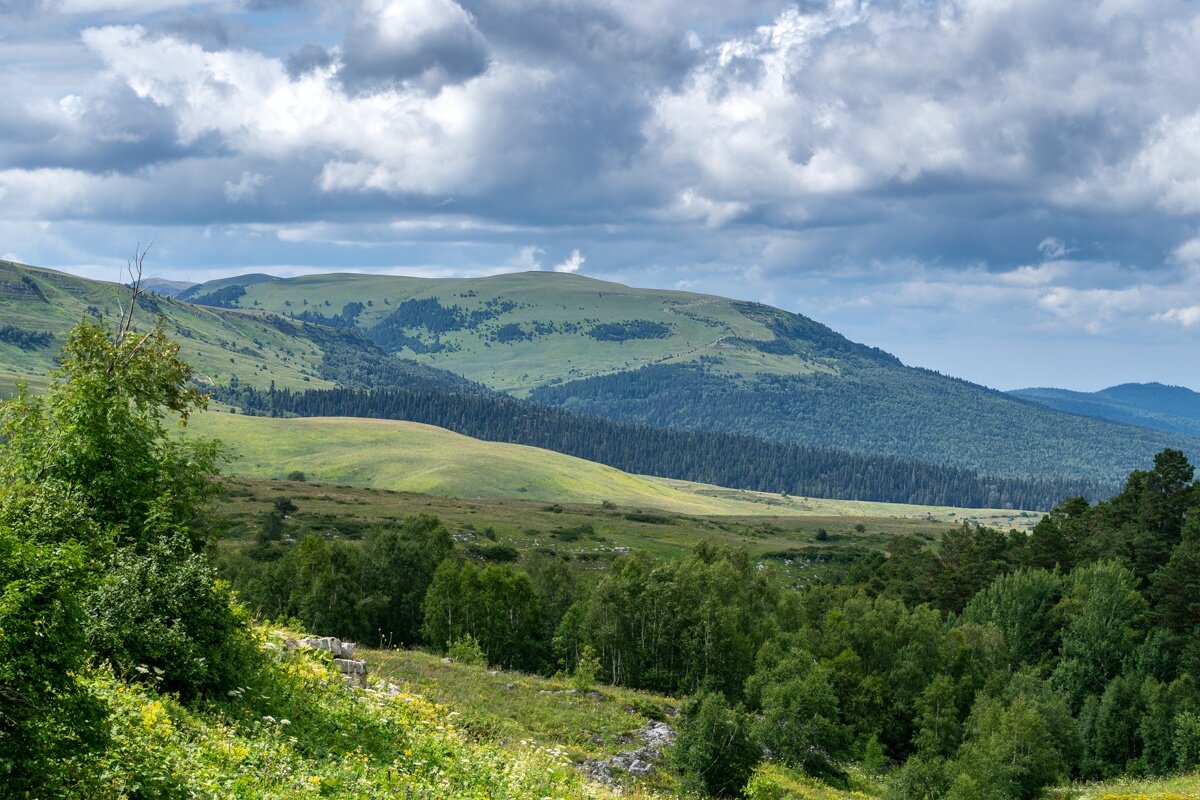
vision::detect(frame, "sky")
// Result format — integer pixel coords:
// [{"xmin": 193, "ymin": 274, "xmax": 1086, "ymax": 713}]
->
[{"xmin": 2, "ymin": 0, "xmax": 1200, "ymax": 391}]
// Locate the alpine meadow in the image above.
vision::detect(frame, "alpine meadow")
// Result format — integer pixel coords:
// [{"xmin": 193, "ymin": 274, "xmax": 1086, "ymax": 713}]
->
[{"xmin": 5, "ymin": 1, "xmax": 1200, "ymax": 799}]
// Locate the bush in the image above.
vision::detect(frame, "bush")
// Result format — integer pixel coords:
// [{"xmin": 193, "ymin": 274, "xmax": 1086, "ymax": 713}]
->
[
  {"xmin": 448, "ymin": 634, "xmax": 487, "ymax": 666},
  {"xmin": 84, "ymin": 534, "xmax": 262, "ymax": 700},
  {"xmin": 671, "ymin": 690, "xmax": 760, "ymax": 797}
]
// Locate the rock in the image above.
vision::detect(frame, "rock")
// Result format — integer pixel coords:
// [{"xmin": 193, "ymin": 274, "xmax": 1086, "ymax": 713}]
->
[
  {"xmin": 441, "ymin": 657, "xmax": 454, "ymax": 664},
  {"xmin": 333, "ymin": 658, "xmax": 367, "ymax": 688},
  {"xmin": 297, "ymin": 636, "xmax": 356, "ymax": 659},
  {"xmin": 577, "ymin": 721, "xmax": 676, "ymax": 785},
  {"xmin": 504, "ymin": 683, "xmax": 516, "ymax": 690},
  {"xmin": 639, "ymin": 720, "xmax": 676, "ymax": 748}
]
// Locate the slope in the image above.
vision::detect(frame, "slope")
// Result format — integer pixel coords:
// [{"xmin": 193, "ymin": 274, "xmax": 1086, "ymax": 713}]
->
[
  {"xmin": 183, "ymin": 269, "xmax": 1200, "ymax": 483},
  {"xmin": 0, "ymin": 259, "xmax": 478, "ymax": 396},
  {"xmin": 187, "ymin": 412, "xmax": 1033, "ymax": 524},
  {"xmin": 1013, "ymin": 382, "xmax": 1200, "ymax": 438}
]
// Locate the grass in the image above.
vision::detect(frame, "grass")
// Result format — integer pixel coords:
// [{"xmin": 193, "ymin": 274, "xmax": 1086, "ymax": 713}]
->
[
  {"xmin": 190, "ymin": 411, "xmax": 1039, "ymax": 528},
  {"xmin": 366, "ymin": 648, "xmax": 678, "ymax": 766},
  {"xmin": 1046, "ymin": 774, "xmax": 1200, "ymax": 800},
  {"xmin": 61, "ymin": 627, "xmax": 660, "ymax": 799},
  {"xmin": 229, "ymin": 270, "xmax": 825, "ymax": 395},
  {"xmin": 0, "ymin": 260, "xmax": 335, "ymax": 391},
  {"xmin": 210, "ymin": 475, "xmax": 939, "ymax": 581}
]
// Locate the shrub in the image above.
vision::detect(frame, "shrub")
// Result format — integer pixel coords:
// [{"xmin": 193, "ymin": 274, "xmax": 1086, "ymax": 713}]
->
[
  {"xmin": 84, "ymin": 533, "xmax": 262, "ymax": 700},
  {"xmin": 448, "ymin": 634, "xmax": 487, "ymax": 666},
  {"xmin": 671, "ymin": 690, "xmax": 760, "ymax": 797}
]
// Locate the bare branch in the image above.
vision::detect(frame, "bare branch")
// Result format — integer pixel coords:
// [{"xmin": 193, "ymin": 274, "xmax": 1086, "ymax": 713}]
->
[{"xmin": 115, "ymin": 240, "xmax": 154, "ymax": 345}]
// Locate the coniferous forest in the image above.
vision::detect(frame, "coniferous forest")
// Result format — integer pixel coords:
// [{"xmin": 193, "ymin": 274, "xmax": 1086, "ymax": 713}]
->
[{"xmin": 214, "ymin": 384, "xmax": 1112, "ymax": 511}]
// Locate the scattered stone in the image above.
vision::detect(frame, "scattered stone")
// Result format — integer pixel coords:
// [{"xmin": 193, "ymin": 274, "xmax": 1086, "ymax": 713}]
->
[{"xmin": 578, "ymin": 720, "xmax": 676, "ymax": 786}]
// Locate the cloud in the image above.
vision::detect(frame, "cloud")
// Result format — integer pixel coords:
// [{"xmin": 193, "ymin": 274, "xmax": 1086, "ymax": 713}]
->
[
  {"xmin": 554, "ymin": 249, "xmax": 584, "ymax": 273},
  {"xmin": 339, "ymin": 0, "xmax": 491, "ymax": 93},
  {"xmin": 1154, "ymin": 306, "xmax": 1200, "ymax": 328},
  {"xmin": 223, "ymin": 171, "xmax": 266, "ymax": 203},
  {"xmin": 1037, "ymin": 237, "xmax": 1070, "ymax": 260},
  {"xmin": 286, "ymin": 44, "xmax": 333, "ymax": 79}
]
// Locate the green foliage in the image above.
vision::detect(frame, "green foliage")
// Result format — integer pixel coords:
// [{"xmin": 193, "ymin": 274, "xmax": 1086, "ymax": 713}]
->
[
  {"xmin": 1173, "ymin": 712, "xmax": 1200, "ymax": 770},
  {"xmin": 671, "ymin": 690, "xmax": 760, "ymax": 797},
  {"xmin": 0, "ymin": 495, "xmax": 106, "ymax": 794},
  {"xmin": 961, "ymin": 568, "xmax": 1065, "ymax": 668},
  {"xmin": 1054, "ymin": 561, "xmax": 1148, "ymax": 708},
  {"xmin": 0, "ymin": 313, "xmax": 256, "ymax": 790},
  {"xmin": 948, "ymin": 693, "xmax": 1071, "ymax": 800},
  {"xmin": 448, "ymin": 633, "xmax": 488, "ymax": 666},
  {"xmin": 83, "ymin": 534, "xmax": 260, "ymax": 700},
  {"xmin": 747, "ymin": 639, "xmax": 847, "ymax": 778}
]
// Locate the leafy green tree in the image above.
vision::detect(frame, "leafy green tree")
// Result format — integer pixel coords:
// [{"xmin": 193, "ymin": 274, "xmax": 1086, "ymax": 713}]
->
[
  {"xmin": 364, "ymin": 515, "xmax": 453, "ymax": 646},
  {"xmin": 1053, "ymin": 561, "xmax": 1148, "ymax": 708},
  {"xmin": 948, "ymin": 694, "xmax": 1070, "ymax": 800},
  {"xmin": 0, "ymin": 317, "xmax": 219, "ymax": 550},
  {"xmin": 913, "ymin": 676, "xmax": 963, "ymax": 758},
  {"xmin": 670, "ymin": 690, "xmax": 760, "ymax": 797},
  {"xmin": 1149, "ymin": 513, "xmax": 1200, "ymax": 637},
  {"xmin": 961, "ymin": 568, "xmax": 1064, "ymax": 668},
  {"xmin": 0, "ymin": 307, "xmax": 250, "ymax": 787}
]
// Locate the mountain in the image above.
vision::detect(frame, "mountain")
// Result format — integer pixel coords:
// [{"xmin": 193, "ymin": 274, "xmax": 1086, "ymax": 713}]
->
[
  {"xmin": 178, "ymin": 269, "xmax": 1199, "ymax": 484},
  {"xmin": 1012, "ymin": 383, "xmax": 1200, "ymax": 438},
  {"xmin": 141, "ymin": 277, "xmax": 197, "ymax": 297},
  {"xmin": 0, "ymin": 259, "xmax": 478, "ymax": 396},
  {"xmin": 4, "ymin": 257, "xmax": 1197, "ymax": 487}
]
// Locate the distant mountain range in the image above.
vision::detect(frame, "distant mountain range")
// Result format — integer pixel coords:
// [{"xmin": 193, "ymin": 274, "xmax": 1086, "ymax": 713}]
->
[
  {"xmin": 1, "ymin": 258, "xmax": 1196, "ymax": 491},
  {"xmin": 1011, "ymin": 383, "xmax": 1200, "ymax": 438}
]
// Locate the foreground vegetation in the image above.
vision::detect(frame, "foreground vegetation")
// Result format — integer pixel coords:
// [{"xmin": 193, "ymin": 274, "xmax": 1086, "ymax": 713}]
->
[{"xmin": 5, "ymin": 312, "xmax": 1200, "ymax": 800}]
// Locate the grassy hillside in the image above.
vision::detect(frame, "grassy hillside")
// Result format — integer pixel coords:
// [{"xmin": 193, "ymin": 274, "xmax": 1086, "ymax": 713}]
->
[
  {"xmin": 1014, "ymin": 383, "xmax": 1200, "ymax": 438},
  {"xmin": 7, "ymin": 257, "xmax": 1198, "ymax": 484},
  {"xmin": 199, "ymin": 270, "xmax": 884, "ymax": 393},
  {"xmin": 183, "ymin": 269, "xmax": 1200, "ymax": 483},
  {"xmin": 191, "ymin": 411, "xmax": 1037, "ymax": 527},
  {"xmin": 0, "ymin": 259, "xmax": 483, "ymax": 397},
  {"xmin": 62, "ymin": 628, "xmax": 663, "ymax": 799}
]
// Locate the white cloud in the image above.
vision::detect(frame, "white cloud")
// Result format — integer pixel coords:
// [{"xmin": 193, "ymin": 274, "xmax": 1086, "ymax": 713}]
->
[
  {"xmin": 554, "ymin": 249, "xmax": 585, "ymax": 273},
  {"xmin": 81, "ymin": 25, "xmax": 544, "ymax": 197},
  {"xmin": 223, "ymin": 171, "xmax": 266, "ymax": 204},
  {"xmin": 1154, "ymin": 306, "xmax": 1200, "ymax": 328},
  {"xmin": 1037, "ymin": 237, "xmax": 1070, "ymax": 260},
  {"xmin": 340, "ymin": 0, "xmax": 490, "ymax": 92},
  {"xmin": 514, "ymin": 245, "xmax": 544, "ymax": 271}
]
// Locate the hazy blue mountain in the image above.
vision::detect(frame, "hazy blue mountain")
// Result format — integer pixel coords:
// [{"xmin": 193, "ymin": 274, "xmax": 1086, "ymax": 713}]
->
[{"xmin": 1011, "ymin": 383, "xmax": 1200, "ymax": 438}]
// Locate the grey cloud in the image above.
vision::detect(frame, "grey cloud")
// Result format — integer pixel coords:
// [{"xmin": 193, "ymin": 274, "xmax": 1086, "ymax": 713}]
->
[
  {"xmin": 286, "ymin": 43, "xmax": 333, "ymax": 78},
  {"xmin": 159, "ymin": 13, "xmax": 233, "ymax": 50},
  {"xmin": 0, "ymin": 85, "xmax": 226, "ymax": 173},
  {"xmin": 339, "ymin": 0, "xmax": 491, "ymax": 93}
]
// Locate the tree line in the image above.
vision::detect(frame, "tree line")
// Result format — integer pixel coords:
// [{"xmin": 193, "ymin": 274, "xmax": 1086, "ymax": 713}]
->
[{"xmin": 212, "ymin": 384, "xmax": 1112, "ymax": 510}]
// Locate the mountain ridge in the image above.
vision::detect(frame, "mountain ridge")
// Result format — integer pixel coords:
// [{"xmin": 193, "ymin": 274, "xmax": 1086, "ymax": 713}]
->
[
  {"xmin": 1011, "ymin": 382, "xmax": 1200, "ymax": 438},
  {"xmin": 4, "ymin": 260, "xmax": 1198, "ymax": 487}
]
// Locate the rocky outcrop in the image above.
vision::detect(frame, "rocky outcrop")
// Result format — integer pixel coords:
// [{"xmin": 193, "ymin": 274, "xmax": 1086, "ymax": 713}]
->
[
  {"xmin": 286, "ymin": 636, "xmax": 368, "ymax": 687},
  {"xmin": 579, "ymin": 720, "xmax": 676, "ymax": 785}
]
